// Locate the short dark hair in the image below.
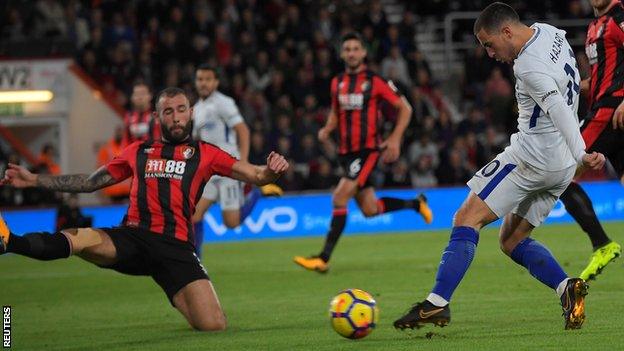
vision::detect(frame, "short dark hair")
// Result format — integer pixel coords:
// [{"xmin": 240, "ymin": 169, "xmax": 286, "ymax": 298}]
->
[
  {"xmin": 155, "ymin": 87, "xmax": 188, "ymax": 112},
  {"xmin": 195, "ymin": 64, "xmax": 219, "ymax": 79},
  {"xmin": 341, "ymin": 31, "xmax": 365, "ymax": 46},
  {"xmin": 473, "ymin": 2, "xmax": 520, "ymax": 34}
]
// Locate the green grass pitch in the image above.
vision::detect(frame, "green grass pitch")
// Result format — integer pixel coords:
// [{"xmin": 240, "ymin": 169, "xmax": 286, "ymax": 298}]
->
[{"xmin": 2, "ymin": 222, "xmax": 623, "ymax": 350}]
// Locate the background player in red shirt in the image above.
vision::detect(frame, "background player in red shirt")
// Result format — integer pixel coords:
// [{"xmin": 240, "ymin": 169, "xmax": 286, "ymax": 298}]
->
[
  {"xmin": 123, "ymin": 82, "xmax": 161, "ymax": 145},
  {"xmin": 559, "ymin": 0, "xmax": 623, "ymax": 281},
  {"xmin": 293, "ymin": 32, "xmax": 433, "ymax": 273},
  {"xmin": 0, "ymin": 87, "xmax": 289, "ymax": 331}
]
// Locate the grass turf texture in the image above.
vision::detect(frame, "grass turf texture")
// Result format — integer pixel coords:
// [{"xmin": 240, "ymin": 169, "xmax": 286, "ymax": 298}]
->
[{"xmin": 2, "ymin": 222, "xmax": 623, "ymax": 351}]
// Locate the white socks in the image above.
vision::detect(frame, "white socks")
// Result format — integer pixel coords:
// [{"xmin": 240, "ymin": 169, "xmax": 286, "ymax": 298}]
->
[
  {"xmin": 556, "ymin": 278, "xmax": 570, "ymax": 297},
  {"xmin": 427, "ymin": 293, "xmax": 449, "ymax": 307}
]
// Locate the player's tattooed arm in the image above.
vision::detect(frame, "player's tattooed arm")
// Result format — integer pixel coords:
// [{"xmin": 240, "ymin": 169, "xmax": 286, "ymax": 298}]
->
[{"xmin": 36, "ymin": 166, "xmax": 118, "ymax": 193}]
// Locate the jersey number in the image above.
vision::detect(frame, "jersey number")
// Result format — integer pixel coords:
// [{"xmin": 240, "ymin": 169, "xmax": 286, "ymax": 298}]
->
[
  {"xmin": 529, "ymin": 61, "xmax": 579, "ymax": 129},
  {"xmin": 563, "ymin": 62, "xmax": 579, "ymax": 106}
]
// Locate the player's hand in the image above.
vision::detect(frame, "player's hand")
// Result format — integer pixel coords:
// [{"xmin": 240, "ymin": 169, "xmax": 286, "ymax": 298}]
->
[
  {"xmin": 318, "ymin": 127, "xmax": 330, "ymax": 143},
  {"xmin": 581, "ymin": 152, "xmax": 606, "ymax": 171},
  {"xmin": 613, "ymin": 101, "xmax": 624, "ymax": 130},
  {"xmin": 266, "ymin": 151, "xmax": 289, "ymax": 175},
  {"xmin": 380, "ymin": 136, "xmax": 401, "ymax": 163},
  {"xmin": 1, "ymin": 163, "xmax": 38, "ymax": 188}
]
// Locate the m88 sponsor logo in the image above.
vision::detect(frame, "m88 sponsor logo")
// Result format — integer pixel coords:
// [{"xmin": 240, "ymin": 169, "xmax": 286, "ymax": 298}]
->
[{"xmin": 144, "ymin": 159, "xmax": 186, "ymax": 180}]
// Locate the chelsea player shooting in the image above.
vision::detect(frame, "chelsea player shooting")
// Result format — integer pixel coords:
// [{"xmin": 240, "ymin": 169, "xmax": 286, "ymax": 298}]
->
[{"xmin": 393, "ymin": 2, "xmax": 606, "ymax": 331}]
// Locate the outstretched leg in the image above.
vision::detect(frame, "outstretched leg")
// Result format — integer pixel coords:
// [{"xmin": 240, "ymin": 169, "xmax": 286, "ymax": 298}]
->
[
  {"xmin": 560, "ymin": 182, "xmax": 621, "ymax": 281},
  {"xmin": 1, "ymin": 213, "xmax": 117, "ymax": 267},
  {"xmin": 355, "ymin": 186, "xmax": 433, "ymax": 223},
  {"xmin": 172, "ymin": 279, "xmax": 226, "ymax": 331},
  {"xmin": 394, "ymin": 192, "xmax": 497, "ymax": 330}
]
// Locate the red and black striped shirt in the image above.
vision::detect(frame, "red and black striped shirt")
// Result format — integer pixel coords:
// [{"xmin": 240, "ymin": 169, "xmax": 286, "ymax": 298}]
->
[
  {"xmin": 330, "ymin": 68, "xmax": 402, "ymax": 155},
  {"xmin": 585, "ymin": 2, "xmax": 624, "ymax": 111},
  {"xmin": 123, "ymin": 110, "xmax": 161, "ymax": 145},
  {"xmin": 105, "ymin": 140, "xmax": 237, "ymax": 243}
]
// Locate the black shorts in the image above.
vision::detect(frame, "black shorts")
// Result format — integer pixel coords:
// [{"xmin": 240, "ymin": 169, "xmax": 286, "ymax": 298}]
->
[
  {"xmin": 338, "ymin": 150, "xmax": 380, "ymax": 189},
  {"xmin": 99, "ymin": 226, "xmax": 209, "ymax": 305},
  {"xmin": 582, "ymin": 107, "xmax": 624, "ymax": 176}
]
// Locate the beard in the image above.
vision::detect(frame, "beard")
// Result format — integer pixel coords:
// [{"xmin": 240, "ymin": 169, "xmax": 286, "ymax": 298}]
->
[
  {"xmin": 346, "ymin": 59, "xmax": 363, "ymax": 70},
  {"xmin": 161, "ymin": 122, "xmax": 192, "ymax": 144}
]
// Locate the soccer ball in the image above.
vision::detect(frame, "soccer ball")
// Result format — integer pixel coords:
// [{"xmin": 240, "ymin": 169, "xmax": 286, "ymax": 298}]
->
[{"xmin": 329, "ymin": 288, "xmax": 379, "ymax": 339}]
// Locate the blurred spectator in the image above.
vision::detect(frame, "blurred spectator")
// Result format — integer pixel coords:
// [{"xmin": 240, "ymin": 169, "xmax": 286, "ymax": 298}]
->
[
  {"xmin": 435, "ymin": 109, "xmax": 456, "ymax": 150},
  {"xmin": 398, "ymin": 11, "xmax": 417, "ymax": 46},
  {"xmin": 362, "ymin": 25, "xmax": 381, "ymax": 60},
  {"xmin": 364, "ymin": 0, "xmax": 389, "ymax": 41},
  {"xmin": 316, "ymin": 8, "xmax": 335, "ymax": 41},
  {"xmin": 481, "ymin": 126, "xmax": 506, "ymax": 162},
  {"xmin": 408, "ymin": 133, "xmax": 440, "ymax": 170},
  {"xmin": 2, "ymin": 7, "xmax": 27, "ymax": 40},
  {"xmin": 247, "ymin": 51, "xmax": 273, "ymax": 92},
  {"xmin": 405, "ymin": 87, "xmax": 436, "ymax": 144},
  {"xmin": 123, "ymin": 82, "xmax": 159, "ymax": 145},
  {"xmin": 464, "ymin": 131, "xmax": 486, "ymax": 172},
  {"xmin": 105, "ymin": 12, "xmax": 136, "ymax": 48},
  {"xmin": 34, "ymin": 0, "xmax": 66, "ymax": 38},
  {"xmin": 484, "ymin": 67, "xmax": 515, "ymax": 133},
  {"xmin": 276, "ymin": 136, "xmax": 293, "ymax": 160},
  {"xmin": 463, "ymin": 46, "xmax": 494, "ymax": 105},
  {"xmin": 411, "ymin": 155, "xmax": 438, "ymax": 188},
  {"xmin": 65, "ymin": 4, "xmax": 89, "ymax": 49},
  {"xmin": 458, "ymin": 107, "xmax": 487, "ymax": 136},
  {"xmin": 436, "ymin": 149, "xmax": 471, "ymax": 186},
  {"xmin": 215, "ymin": 23, "xmax": 233, "ymax": 65},
  {"xmin": 384, "ymin": 158, "xmax": 412, "ymax": 188},
  {"xmin": 406, "ymin": 49, "xmax": 432, "ymax": 84},
  {"xmin": 381, "ymin": 46, "xmax": 411, "ymax": 86},
  {"xmin": 56, "ymin": 194, "xmax": 92, "ymax": 230},
  {"xmin": 270, "ymin": 114, "xmax": 295, "ymax": 146},
  {"xmin": 380, "ymin": 24, "xmax": 409, "ymax": 58},
  {"xmin": 307, "ymin": 157, "xmax": 339, "ymax": 190},
  {"xmin": 36, "ymin": 143, "xmax": 60, "ymax": 175},
  {"xmin": 295, "ymin": 134, "xmax": 320, "ymax": 164},
  {"xmin": 97, "ymin": 126, "xmax": 130, "ymax": 203},
  {"xmin": 484, "ymin": 67, "xmax": 513, "ymax": 103},
  {"xmin": 249, "ymin": 131, "xmax": 269, "ymax": 165}
]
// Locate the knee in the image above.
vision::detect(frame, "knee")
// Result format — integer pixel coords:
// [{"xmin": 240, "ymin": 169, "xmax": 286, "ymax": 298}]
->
[
  {"xmin": 62, "ymin": 228, "xmax": 104, "ymax": 253},
  {"xmin": 332, "ymin": 193, "xmax": 349, "ymax": 208},
  {"xmin": 223, "ymin": 218, "xmax": 239, "ymax": 229},
  {"xmin": 498, "ymin": 233, "xmax": 520, "ymax": 257},
  {"xmin": 222, "ymin": 212, "xmax": 241, "ymax": 229},
  {"xmin": 361, "ymin": 204, "xmax": 378, "ymax": 218},
  {"xmin": 499, "ymin": 241, "xmax": 513, "ymax": 256},
  {"xmin": 452, "ymin": 204, "xmax": 488, "ymax": 229},
  {"xmin": 192, "ymin": 313, "xmax": 227, "ymax": 332},
  {"xmin": 452, "ymin": 207, "xmax": 469, "ymax": 227}
]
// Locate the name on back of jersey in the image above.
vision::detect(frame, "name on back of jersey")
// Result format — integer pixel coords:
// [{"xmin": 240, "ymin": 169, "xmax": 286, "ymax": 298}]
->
[
  {"xmin": 145, "ymin": 159, "xmax": 186, "ymax": 180},
  {"xmin": 549, "ymin": 31, "xmax": 565, "ymax": 63}
]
